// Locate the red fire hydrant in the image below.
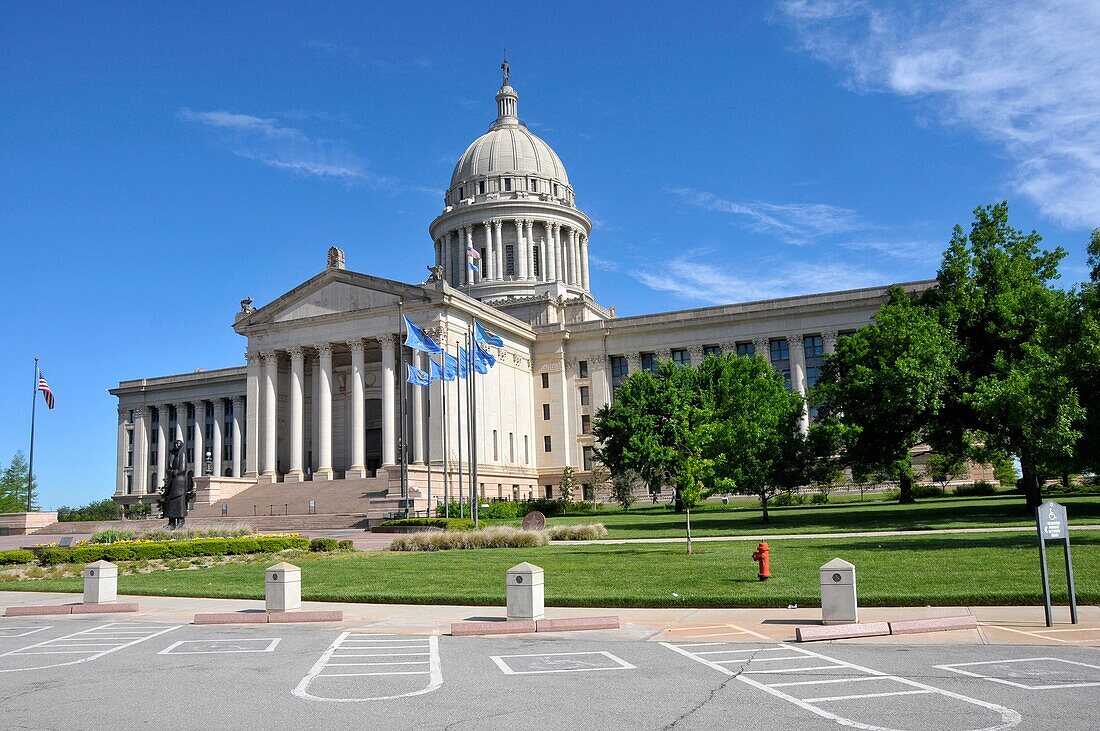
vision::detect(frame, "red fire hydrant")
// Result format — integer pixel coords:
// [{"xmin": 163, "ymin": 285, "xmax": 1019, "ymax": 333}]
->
[{"xmin": 752, "ymin": 542, "xmax": 771, "ymax": 581}]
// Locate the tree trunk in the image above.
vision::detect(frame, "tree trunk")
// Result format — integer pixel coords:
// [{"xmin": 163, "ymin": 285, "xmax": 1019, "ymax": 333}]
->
[
  {"xmin": 1020, "ymin": 455, "xmax": 1042, "ymax": 511},
  {"xmin": 685, "ymin": 508, "xmax": 692, "ymax": 556},
  {"xmin": 1062, "ymin": 470, "xmax": 1071, "ymax": 490},
  {"xmin": 898, "ymin": 473, "xmax": 915, "ymax": 504},
  {"xmin": 761, "ymin": 493, "xmax": 770, "ymax": 524}
]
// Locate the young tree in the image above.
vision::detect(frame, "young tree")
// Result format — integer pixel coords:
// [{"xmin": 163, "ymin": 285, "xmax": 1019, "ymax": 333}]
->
[
  {"xmin": 0, "ymin": 451, "xmax": 38, "ymax": 513},
  {"xmin": 696, "ymin": 354, "xmax": 806, "ymax": 523},
  {"xmin": 588, "ymin": 463, "xmax": 609, "ymax": 507},
  {"xmin": 558, "ymin": 466, "xmax": 577, "ymax": 503},
  {"xmin": 1067, "ymin": 228, "xmax": 1100, "ymax": 476},
  {"xmin": 813, "ymin": 288, "xmax": 955, "ymax": 504},
  {"xmin": 926, "ymin": 203, "xmax": 1082, "ymax": 510},
  {"xmin": 609, "ymin": 470, "xmax": 641, "ymax": 511},
  {"xmin": 926, "ymin": 453, "xmax": 966, "ymax": 495}
]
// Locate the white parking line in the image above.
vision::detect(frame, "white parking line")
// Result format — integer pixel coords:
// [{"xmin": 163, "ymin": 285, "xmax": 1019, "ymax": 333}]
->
[
  {"xmin": 0, "ymin": 623, "xmax": 181, "ymax": 673},
  {"xmin": 662, "ymin": 641, "xmax": 1022, "ymax": 731},
  {"xmin": 0, "ymin": 626, "xmax": 52, "ymax": 638},
  {"xmin": 491, "ymin": 651, "xmax": 636, "ymax": 675},
  {"xmin": 159, "ymin": 638, "xmax": 282, "ymax": 655},
  {"xmin": 293, "ymin": 632, "xmax": 442, "ymax": 702},
  {"xmin": 935, "ymin": 657, "xmax": 1100, "ymax": 690}
]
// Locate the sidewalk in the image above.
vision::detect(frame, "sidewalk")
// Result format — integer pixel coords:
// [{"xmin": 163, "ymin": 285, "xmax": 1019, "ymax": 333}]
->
[{"xmin": 2, "ymin": 589, "xmax": 1096, "ymax": 647}]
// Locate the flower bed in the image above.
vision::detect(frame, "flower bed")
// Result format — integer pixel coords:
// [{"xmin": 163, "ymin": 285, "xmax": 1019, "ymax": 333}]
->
[{"xmin": 33, "ymin": 535, "xmax": 310, "ymax": 566}]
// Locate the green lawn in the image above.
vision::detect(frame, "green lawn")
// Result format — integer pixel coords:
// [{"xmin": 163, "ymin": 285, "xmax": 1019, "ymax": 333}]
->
[
  {"xmin": 485, "ymin": 493, "xmax": 1100, "ymax": 540},
  {"xmin": 5, "ymin": 532, "xmax": 1096, "ymax": 608}
]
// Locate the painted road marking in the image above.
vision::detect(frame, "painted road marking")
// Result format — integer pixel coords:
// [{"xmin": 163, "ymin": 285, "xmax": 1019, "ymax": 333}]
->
[
  {"xmin": 0, "ymin": 622, "xmax": 181, "ymax": 673},
  {"xmin": 491, "ymin": 651, "xmax": 635, "ymax": 676},
  {"xmin": 0, "ymin": 626, "xmax": 52, "ymax": 638},
  {"xmin": 981, "ymin": 625, "xmax": 1100, "ymax": 645},
  {"xmin": 293, "ymin": 632, "xmax": 442, "ymax": 702},
  {"xmin": 935, "ymin": 657, "xmax": 1100, "ymax": 690},
  {"xmin": 660, "ymin": 623, "xmax": 762, "ymax": 639},
  {"xmin": 159, "ymin": 638, "xmax": 282, "ymax": 655},
  {"xmin": 662, "ymin": 641, "xmax": 1021, "ymax": 731}
]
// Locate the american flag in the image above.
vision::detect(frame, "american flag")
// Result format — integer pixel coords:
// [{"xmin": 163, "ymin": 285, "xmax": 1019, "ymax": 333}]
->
[
  {"xmin": 466, "ymin": 245, "xmax": 481, "ymax": 261},
  {"xmin": 38, "ymin": 371, "xmax": 54, "ymax": 409}
]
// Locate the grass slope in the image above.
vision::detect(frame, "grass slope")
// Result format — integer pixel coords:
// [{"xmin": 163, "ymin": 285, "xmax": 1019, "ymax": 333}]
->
[{"xmin": 5, "ymin": 532, "xmax": 1096, "ymax": 608}]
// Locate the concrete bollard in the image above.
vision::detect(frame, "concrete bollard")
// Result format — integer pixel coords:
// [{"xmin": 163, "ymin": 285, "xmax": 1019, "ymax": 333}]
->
[
  {"xmin": 83, "ymin": 560, "xmax": 118, "ymax": 604},
  {"xmin": 506, "ymin": 562, "xmax": 544, "ymax": 620},
  {"xmin": 820, "ymin": 558, "xmax": 858, "ymax": 625},
  {"xmin": 265, "ymin": 562, "xmax": 301, "ymax": 612}
]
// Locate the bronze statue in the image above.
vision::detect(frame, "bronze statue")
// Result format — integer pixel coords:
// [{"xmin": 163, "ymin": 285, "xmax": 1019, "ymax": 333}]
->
[{"xmin": 164, "ymin": 439, "xmax": 188, "ymax": 528}]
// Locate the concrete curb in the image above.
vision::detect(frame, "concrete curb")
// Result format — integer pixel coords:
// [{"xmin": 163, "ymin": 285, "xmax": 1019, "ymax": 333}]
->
[
  {"xmin": 5, "ymin": 603, "xmax": 139, "ymax": 617},
  {"xmin": 889, "ymin": 615, "xmax": 978, "ymax": 635},
  {"xmin": 796, "ymin": 615, "xmax": 978, "ymax": 642},
  {"xmin": 193, "ymin": 610, "xmax": 343, "ymax": 625},
  {"xmin": 451, "ymin": 616, "xmax": 621, "ymax": 636},
  {"xmin": 536, "ymin": 616, "xmax": 620, "ymax": 633}
]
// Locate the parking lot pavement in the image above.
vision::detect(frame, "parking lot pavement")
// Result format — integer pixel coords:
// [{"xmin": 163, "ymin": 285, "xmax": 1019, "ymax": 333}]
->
[{"xmin": 1, "ymin": 614, "xmax": 1098, "ymax": 730}]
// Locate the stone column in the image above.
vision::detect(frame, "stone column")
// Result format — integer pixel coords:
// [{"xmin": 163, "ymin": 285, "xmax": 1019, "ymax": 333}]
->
[
  {"xmin": 590, "ymin": 354, "xmax": 610, "ymax": 410},
  {"xmin": 244, "ymin": 351, "xmax": 261, "ymax": 477},
  {"xmin": 524, "ymin": 220, "xmax": 536, "ymax": 280},
  {"xmin": 689, "ymin": 345, "xmax": 705, "ymax": 367},
  {"xmin": 378, "ymin": 335, "xmax": 397, "ymax": 465},
  {"xmin": 558, "ymin": 355, "xmax": 572, "ymax": 467},
  {"xmin": 231, "ymin": 397, "xmax": 243, "ymax": 478},
  {"xmin": 347, "ymin": 339, "xmax": 368, "ymax": 478},
  {"xmin": 482, "ymin": 221, "xmax": 493, "ymax": 280},
  {"xmin": 434, "ymin": 238, "xmax": 442, "ymax": 269},
  {"xmin": 315, "ymin": 343, "xmax": 335, "ymax": 480},
  {"xmin": 823, "ymin": 330, "xmax": 838, "ymax": 355},
  {"xmin": 570, "ymin": 230, "xmax": 580, "ymax": 286},
  {"xmin": 580, "ymin": 234, "xmax": 590, "ymax": 291},
  {"xmin": 460, "ymin": 226, "xmax": 471, "ymax": 284},
  {"xmin": 135, "ymin": 406, "xmax": 150, "ymax": 495},
  {"xmin": 172, "ymin": 402, "xmax": 186, "ymax": 446},
  {"xmin": 286, "ymin": 347, "xmax": 306, "ymax": 482},
  {"xmin": 443, "ymin": 231, "xmax": 453, "ymax": 284},
  {"xmin": 211, "ymin": 398, "xmax": 224, "ymax": 478},
  {"xmin": 752, "ymin": 337, "xmax": 769, "ymax": 359},
  {"xmin": 789, "ymin": 335, "xmax": 810, "ymax": 434},
  {"xmin": 310, "ymin": 355, "xmax": 320, "ymax": 473},
  {"xmin": 156, "ymin": 405, "xmax": 167, "ymax": 491},
  {"xmin": 626, "ymin": 353, "xmax": 642, "ymax": 374},
  {"xmin": 553, "ymin": 223, "xmax": 563, "ymax": 283},
  {"xmin": 514, "ymin": 220, "xmax": 527, "ymax": 281},
  {"xmin": 411, "ymin": 350, "xmax": 425, "ymax": 464},
  {"xmin": 493, "ymin": 220, "xmax": 504, "ymax": 281},
  {"xmin": 193, "ymin": 401, "xmax": 205, "ymax": 476},
  {"xmin": 116, "ymin": 407, "xmax": 127, "ymax": 496},
  {"xmin": 261, "ymin": 351, "xmax": 278, "ymax": 479}
]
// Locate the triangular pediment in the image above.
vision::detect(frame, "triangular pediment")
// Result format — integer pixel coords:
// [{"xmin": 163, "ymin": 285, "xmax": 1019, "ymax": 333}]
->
[{"xmin": 274, "ymin": 279, "xmax": 402, "ymax": 322}]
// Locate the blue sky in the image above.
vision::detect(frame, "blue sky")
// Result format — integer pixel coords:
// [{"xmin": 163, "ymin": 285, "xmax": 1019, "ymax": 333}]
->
[{"xmin": 2, "ymin": 1, "xmax": 1097, "ymax": 508}]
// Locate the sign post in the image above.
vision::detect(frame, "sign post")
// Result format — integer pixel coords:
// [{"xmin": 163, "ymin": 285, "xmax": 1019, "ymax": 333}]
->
[{"xmin": 1036, "ymin": 500, "xmax": 1078, "ymax": 628}]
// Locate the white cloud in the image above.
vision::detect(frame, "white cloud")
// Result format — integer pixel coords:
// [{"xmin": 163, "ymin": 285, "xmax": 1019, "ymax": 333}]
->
[
  {"xmin": 780, "ymin": 0, "xmax": 1100, "ymax": 228},
  {"xmin": 838, "ymin": 239, "xmax": 942, "ymax": 263},
  {"xmin": 630, "ymin": 252, "xmax": 888, "ymax": 305},
  {"xmin": 671, "ymin": 188, "xmax": 869, "ymax": 244}
]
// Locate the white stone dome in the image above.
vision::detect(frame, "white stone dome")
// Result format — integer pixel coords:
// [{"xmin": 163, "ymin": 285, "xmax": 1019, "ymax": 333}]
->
[{"xmin": 450, "ymin": 123, "xmax": 569, "ymax": 189}]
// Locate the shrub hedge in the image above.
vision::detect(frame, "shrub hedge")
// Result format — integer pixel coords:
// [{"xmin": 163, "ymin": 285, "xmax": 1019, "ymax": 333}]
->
[
  {"xmin": 309, "ymin": 538, "xmax": 354, "ymax": 552},
  {"xmin": 954, "ymin": 481, "xmax": 998, "ymax": 497},
  {"xmin": 388, "ymin": 526, "xmax": 548, "ymax": 551},
  {"xmin": 35, "ymin": 536, "xmax": 309, "ymax": 566},
  {"xmin": 381, "ymin": 518, "xmax": 475, "ymax": 531},
  {"xmin": 0, "ymin": 549, "xmax": 35, "ymax": 565}
]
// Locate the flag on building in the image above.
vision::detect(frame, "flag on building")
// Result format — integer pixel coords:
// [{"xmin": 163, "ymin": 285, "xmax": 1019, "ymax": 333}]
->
[
  {"xmin": 406, "ymin": 364, "xmax": 432, "ymax": 387},
  {"xmin": 473, "ymin": 342, "xmax": 495, "ymax": 374},
  {"xmin": 402, "ymin": 315, "xmax": 443, "ymax": 354},
  {"xmin": 436, "ymin": 354, "xmax": 458, "ymax": 381},
  {"xmin": 474, "ymin": 320, "xmax": 504, "ymax": 348},
  {"xmin": 456, "ymin": 347, "xmax": 470, "ymax": 378},
  {"xmin": 467, "ymin": 259, "xmax": 480, "ymax": 274},
  {"xmin": 466, "ymin": 246, "xmax": 481, "ymax": 261},
  {"xmin": 38, "ymin": 371, "xmax": 55, "ymax": 409}
]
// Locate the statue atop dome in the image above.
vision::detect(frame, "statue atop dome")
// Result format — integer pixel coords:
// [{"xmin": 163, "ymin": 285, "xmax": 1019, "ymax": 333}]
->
[{"xmin": 501, "ymin": 55, "xmax": 509, "ymax": 86}]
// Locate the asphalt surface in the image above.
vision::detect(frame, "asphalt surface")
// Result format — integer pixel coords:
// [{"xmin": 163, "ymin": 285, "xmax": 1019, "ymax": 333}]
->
[{"xmin": 1, "ymin": 616, "xmax": 1098, "ymax": 730}]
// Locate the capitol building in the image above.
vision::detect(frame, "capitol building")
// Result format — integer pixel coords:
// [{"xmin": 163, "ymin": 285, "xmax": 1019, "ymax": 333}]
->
[{"xmin": 110, "ymin": 69, "xmax": 933, "ymax": 518}]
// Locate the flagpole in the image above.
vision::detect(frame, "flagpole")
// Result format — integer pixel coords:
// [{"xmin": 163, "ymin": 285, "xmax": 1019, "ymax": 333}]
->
[
  {"xmin": 468, "ymin": 327, "xmax": 479, "ymax": 529},
  {"xmin": 27, "ymin": 357, "xmax": 39, "ymax": 512},
  {"xmin": 441, "ymin": 365, "xmax": 450, "ymax": 518},
  {"xmin": 398, "ymin": 303, "xmax": 409, "ymax": 518},
  {"xmin": 455, "ymin": 339, "xmax": 464, "ymax": 518}
]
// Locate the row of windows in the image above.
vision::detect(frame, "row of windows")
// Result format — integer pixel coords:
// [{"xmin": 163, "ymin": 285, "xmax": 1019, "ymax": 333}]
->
[
  {"xmin": 455, "ymin": 178, "xmax": 566, "ymax": 202},
  {"xmin": 490, "ymin": 430, "xmax": 530, "ymax": 465}
]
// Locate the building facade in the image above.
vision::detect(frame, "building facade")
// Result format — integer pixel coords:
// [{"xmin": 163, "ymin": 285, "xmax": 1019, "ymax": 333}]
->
[{"xmin": 109, "ymin": 70, "xmax": 938, "ymax": 516}]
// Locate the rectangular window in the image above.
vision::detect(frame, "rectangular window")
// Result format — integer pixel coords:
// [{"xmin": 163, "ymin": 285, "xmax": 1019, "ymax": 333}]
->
[
  {"xmin": 770, "ymin": 338, "xmax": 792, "ymax": 389},
  {"xmin": 506, "ymin": 244, "xmax": 515, "ymax": 276},
  {"xmin": 150, "ymin": 450, "xmax": 157, "ymax": 466},
  {"xmin": 524, "ymin": 435, "xmax": 529, "ymax": 464},
  {"xmin": 459, "ymin": 186, "xmax": 464, "ymax": 199},
  {"xmin": 186, "ymin": 425, "xmax": 194, "ymax": 441},
  {"xmin": 532, "ymin": 246, "xmax": 540, "ymax": 277},
  {"xmin": 580, "ymin": 386, "xmax": 590, "ymax": 406},
  {"xmin": 554, "ymin": 183, "xmax": 560, "ymax": 196},
  {"xmin": 583, "ymin": 446, "xmax": 594, "ymax": 470},
  {"xmin": 545, "ymin": 485, "xmax": 553, "ymax": 499},
  {"xmin": 544, "ymin": 435, "xmax": 552, "ymax": 453},
  {"xmin": 480, "ymin": 247, "xmax": 486, "ymax": 265},
  {"xmin": 478, "ymin": 181, "xmax": 485, "ymax": 195},
  {"xmin": 641, "ymin": 352, "xmax": 658, "ymax": 373},
  {"xmin": 187, "ymin": 448, "xmax": 193, "ymax": 463},
  {"xmin": 128, "ymin": 409, "xmax": 135, "ymax": 422},
  {"xmin": 504, "ymin": 178, "xmax": 512, "ymax": 191},
  {"xmin": 703, "ymin": 344, "xmax": 722, "ymax": 357},
  {"xmin": 543, "ymin": 403, "xmax": 551, "ymax": 420},
  {"xmin": 581, "ymin": 414, "xmax": 591, "ymax": 434},
  {"xmin": 126, "ymin": 474, "xmax": 133, "ymax": 495},
  {"xmin": 582, "ymin": 482, "xmax": 593, "ymax": 501},
  {"xmin": 578, "ymin": 360, "xmax": 589, "ymax": 378},
  {"xmin": 839, "ymin": 329, "xmax": 858, "ymax": 340},
  {"xmin": 493, "ymin": 430, "xmax": 499, "ymax": 461},
  {"xmin": 206, "ymin": 423, "xmax": 213, "ymax": 442},
  {"xmin": 509, "ymin": 432, "xmax": 515, "ymax": 462},
  {"xmin": 736, "ymin": 341, "xmax": 755, "ymax": 357},
  {"xmin": 804, "ymin": 335, "xmax": 825, "ymax": 390},
  {"xmin": 530, "ymin": 179, "xmax": 538, "ymax": 192},
  {"xmin": 672, "ymin": 348, "xmax": 690, "ymax": 366},
  {"xmin": 126, "ymin": 450, "xmax": 133, "ymax": 468},
  {"xmin": 610, "ymin": 355, "xmax": 628, "ymax": 392},
  {"xmin": 541, "ymin": 372, "xmax": 549, "ymax": 389}
]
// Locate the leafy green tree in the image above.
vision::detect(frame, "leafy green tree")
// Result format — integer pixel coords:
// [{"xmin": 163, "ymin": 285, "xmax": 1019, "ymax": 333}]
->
[
  {"xmin": 926, "ymin": 203, "xmax": 1081, "ymax": 510},
  {"xmin": 0, "ymin": 452, "xmax": 38, "ymax": 513},
  {"xmin": 813, "ymin": 287, "xmax": 955, "ymax": 504},
  {"xmin": 697, "ymin": 354, "xmax": 805, "ymax": 523},
  {"xmin": 608, "ymin": 470, "xmax": 641, "ymax": 511},
  {"xmin": 926, "ymin": 452, "xmax": 966, "ymax": 495},
  {"xmin": 992, "ymin": 457, "xmax": 1019, "ymax": 487},
  {"xmin": 1066, "ymin": 228, "xmax": 1100, "ymax": 475},
  {"xmin": 558, "ymin": 466, "xmax": 578, "ymax": 503}
]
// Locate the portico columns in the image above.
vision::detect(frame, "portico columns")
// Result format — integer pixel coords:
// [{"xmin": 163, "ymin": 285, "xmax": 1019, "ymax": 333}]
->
[
  {"xmin": 514, "ymin": 220, "xmax": 527, "ymax": 282},
  {"xmin": 172, "ymin": 402, "xmax": 186, "ymax": 446},
  {"xmin": 116, "ymin": 408, "xmax": 127, "ymax": 496},
  {"xmin": 260, "ymin": 351, "xmax": 278, "ymax": 479},
  {"xmin": 231, "ymin": 397, "xmax": 243, "ymax": 478},
  {"xmin": 379, "ymin": 335, "xmax": 397, "ymax": 465},
  {"xmin": 286, "ymin": 347, "xmax": 306, "ymax": 482},
  {"xmin": 347, "ymin": 339, "xmax": 368, "ymax": 478},
  {"xmin": 789, "ymin": 334, "xmax": 810, "ymax": 434},
  {"xmin": 155, "ymin": 406, "xmax": 167, "ymax": 491},
  {"xmin": 193, "ymin": 401, "xmax": 205, "ymax": 475},
  {"xmin": 411, "ymin": 350, "xmax": 425, "ymax": 464},
  {"xmin": 493, "ymin": 220, "xmax": 504, "ymax": 281},
  {"xmin": 590, "ymin": 354, "xmax": 610, "ymax": 410},
  {"xmin": 315, "ymin": 343, "xmax": 335, "ymax": 480},
  {"xmin": 524, "ymin": 220, "xmax": 536, "ymax": 279},
  {"xmin": 569, "ymin": 229, "xmax": 580, "ymax": 286},
  {"xmin": 545, "ymin": 222, "xmax": 557, "ymax": 281},
  {"xmin": 310, "ymin": 356, "xmax": 320, "ymax": 473},
  {"xmin": 482, "ymin": 221, "xmax": 493, "ymax": 280},
  {"xmin": 553, "ymin": 223, "xmax": 563, "ymax": 283},
  {"xmin": 244, "ymin": 351, "xmax": 261, "ymax": 478},
  {"xmin": 135, "ymin": 407, "xmax": 149, "ymax": 495},
  {"xmin": 211, "ymin": 399, "xmax": 224, "ymax": 478},
  {"xmin": 823, "ymin": 330, "xmax": 838, "ymax": 355},
  {"xmin": 580, "ymin": 234, "xmax": 590, "ymax": 291},
  {"xmin": 463, "ymin": 226, "xmax": 473, "ymax": 284}
]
